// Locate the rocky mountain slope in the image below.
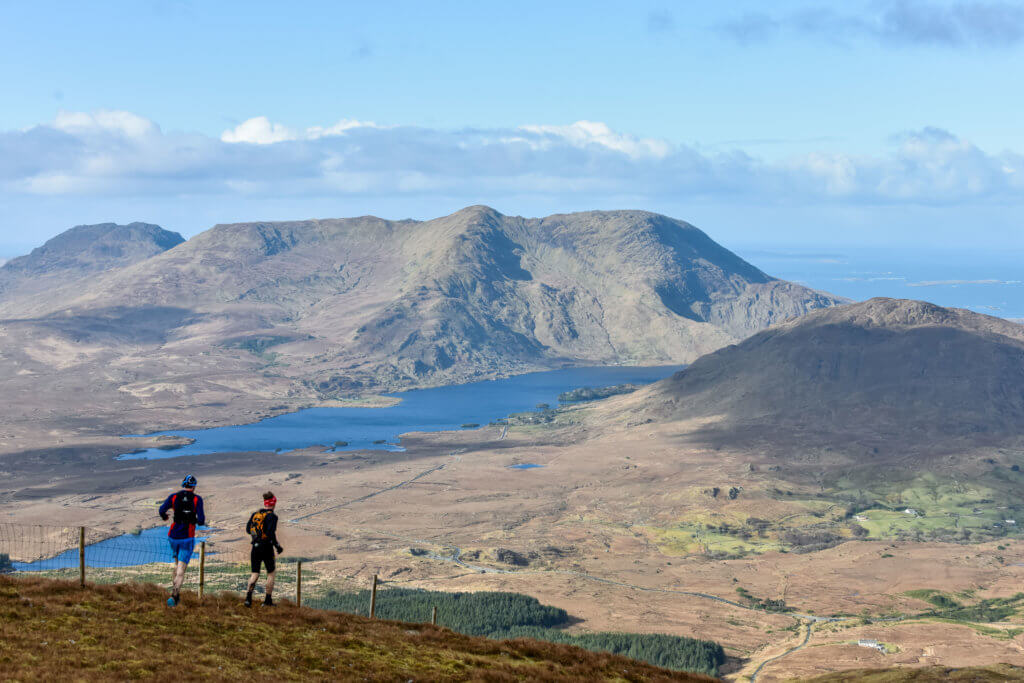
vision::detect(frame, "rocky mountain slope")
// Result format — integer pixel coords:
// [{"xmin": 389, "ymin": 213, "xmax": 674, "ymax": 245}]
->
[
  {"xmin": 0, "ymin": 207, "xmax": 842, "ymax": 391},
  {"xmin": 0, "ymin": 222, "xmax": 184, "ymax": 305},
  {"xmin": 615, "ymin": 298, "xmax": 1024, "ymax": 442},
  {"xmin": 0, "ymin": 206, "xmax": 846, "ymax": 452}
]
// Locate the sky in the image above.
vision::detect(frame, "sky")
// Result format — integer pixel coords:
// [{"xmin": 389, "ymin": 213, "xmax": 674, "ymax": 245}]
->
[{"xmin": 1, "ymin": 0, "xmax": 1023, "ymax": 257}]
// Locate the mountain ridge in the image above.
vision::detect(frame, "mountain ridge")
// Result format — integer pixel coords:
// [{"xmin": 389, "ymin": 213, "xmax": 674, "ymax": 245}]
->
[
  {"xmin": 0, "ymin": 221, "xmax": 184, "ymax": 306},
  {"xmin": 0, "ymin": 207, "xmax": 848, "ymax": 454},
  {"xmin": 0, "ymin": 207, "xmax": 845, "ymax": 392},
  {"xmin": 0, "ymin": 222, "xmax": 183, "ymax": 276}
]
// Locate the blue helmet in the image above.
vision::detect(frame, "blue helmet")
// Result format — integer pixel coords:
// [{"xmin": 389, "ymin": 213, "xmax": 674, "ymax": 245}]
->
[{"xmin": 182, "ymin": 474, "xmax": 197, "ymax": 489}]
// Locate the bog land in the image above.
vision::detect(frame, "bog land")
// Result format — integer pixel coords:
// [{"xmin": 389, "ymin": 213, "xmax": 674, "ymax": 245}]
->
[{"xmin": 6, "ymin": 412, "xmax": 1024, "ymax": 680}]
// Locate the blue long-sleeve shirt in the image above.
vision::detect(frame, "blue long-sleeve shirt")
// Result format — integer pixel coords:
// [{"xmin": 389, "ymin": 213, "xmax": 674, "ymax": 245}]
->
[{"xmin": 158, "ymin": 490, "xmax": 206, "ymax": 539}]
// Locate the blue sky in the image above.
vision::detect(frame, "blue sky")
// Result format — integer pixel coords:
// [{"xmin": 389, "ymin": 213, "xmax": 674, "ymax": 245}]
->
[{"xmin": 1, "ymin": 0, "xmax": 1023, "ymax": 255}]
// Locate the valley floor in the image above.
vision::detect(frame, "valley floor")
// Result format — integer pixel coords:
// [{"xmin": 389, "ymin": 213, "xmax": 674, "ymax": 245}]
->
[{"xmin": 4, "ymin": 414, "xmax": 1024, "ymax": 680}]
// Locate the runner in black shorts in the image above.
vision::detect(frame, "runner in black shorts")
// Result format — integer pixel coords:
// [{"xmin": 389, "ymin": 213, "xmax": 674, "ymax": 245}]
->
[
  {"xmin": 244, "ymin": 491, "xmax": 283, "ymax": 607},
  {"xmin": 251, "ymin": 541, "xmax": 276, "ymax": 574}
]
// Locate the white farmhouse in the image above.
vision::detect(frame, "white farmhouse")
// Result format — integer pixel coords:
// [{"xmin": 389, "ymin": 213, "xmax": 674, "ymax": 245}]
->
[{"xmin": 857, "ymin": 639, "xmax": 885, "ymax": 652}]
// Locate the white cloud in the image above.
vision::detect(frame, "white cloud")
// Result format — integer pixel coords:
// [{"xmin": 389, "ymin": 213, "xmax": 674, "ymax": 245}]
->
[
  {"xmin": 221, "ymin": 116, "xmax": 297, "ymax": 144},
  {"xmin": 221, "ymin": 116, "xmax": 378, "ymax": 144},
  {"xmin": 306, "ymin": 118, "xmax": 378, "ymax": 138},
  {"xmin": 518, "ymin": 120, "xmax": 671, "ymax": 159},
  {"xmin": 52, "ymin": 110, "xmax": 159, "ymax": 139},
  {"xmin": 792, "ymin": 152, "xmax": 860, "ymax": 195},
  {"xmin": 2, "ymin": 111, "xmax": 1023, "ymax": 207}
]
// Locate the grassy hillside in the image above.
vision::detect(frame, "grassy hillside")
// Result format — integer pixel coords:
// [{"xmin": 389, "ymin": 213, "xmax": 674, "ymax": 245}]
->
[{"xmin": 0, "ymin": 576, "xmax": 710, "ymax": 682}]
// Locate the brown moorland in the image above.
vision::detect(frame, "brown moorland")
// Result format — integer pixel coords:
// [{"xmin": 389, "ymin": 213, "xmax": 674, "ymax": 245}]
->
[
  {"xmin": 0, "ymin": 575, "xmax": 711, "ymax": 682},
  {"xmin": 802, "ymin": 664, "xmax": 1024, "ymax": 681},
  {"xmin": 7, "ymin": 420, "xmax": 1024, "ymax": 681}
]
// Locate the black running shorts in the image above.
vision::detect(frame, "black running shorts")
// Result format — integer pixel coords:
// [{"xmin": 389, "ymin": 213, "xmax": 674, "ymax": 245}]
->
[{"xmin": 250, "ymin": 543, "xmax": 276, "ymax": 573}]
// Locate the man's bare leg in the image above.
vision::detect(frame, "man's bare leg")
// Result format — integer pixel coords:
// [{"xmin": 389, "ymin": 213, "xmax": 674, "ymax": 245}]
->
[
  {"xmin": 245, "ymin": 572, "xmax": 260, "ymax": 606},
  {"xmin": 172, "ymin": 561, "xmax": 187, "ymax": 595},
  {"xmin": 261, "ymin": 569, "xmax": 277, "ymax": 606}
]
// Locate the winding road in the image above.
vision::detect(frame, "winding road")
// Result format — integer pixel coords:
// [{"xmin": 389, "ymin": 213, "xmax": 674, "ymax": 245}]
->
[{"xmin": 749, "ymin": 621, "xmax": 814, "ymax": 682}]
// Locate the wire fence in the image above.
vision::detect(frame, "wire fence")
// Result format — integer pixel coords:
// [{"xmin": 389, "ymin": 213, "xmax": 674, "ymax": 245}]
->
[
  {"xmin": 0, "ymin": 523, "xmax": 730, "ymax": 675},
  {"xmin": 0, "ymin": 523, "xmax": 303, "ymax": 604}
]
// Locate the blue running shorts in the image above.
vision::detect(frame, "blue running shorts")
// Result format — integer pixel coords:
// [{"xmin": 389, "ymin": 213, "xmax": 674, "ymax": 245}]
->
[{"xmin": 168, "ymin": 537, "xmax": 195, "ymax": 565}]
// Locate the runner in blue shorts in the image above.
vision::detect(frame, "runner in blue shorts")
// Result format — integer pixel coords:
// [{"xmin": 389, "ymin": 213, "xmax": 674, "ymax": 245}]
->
[
  {"xmin": 168, "ymin": 536, "xmax": 195, "ymax": 564},
  {"xmin": 158, "ymin": 475, "xmax": 205, "ymax": 606}
]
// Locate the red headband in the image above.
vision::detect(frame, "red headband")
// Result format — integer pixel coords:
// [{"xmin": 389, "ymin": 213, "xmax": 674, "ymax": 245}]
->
[{"xmin": 264, "ymin": 497, "xmax": 277, "ymax": 508}]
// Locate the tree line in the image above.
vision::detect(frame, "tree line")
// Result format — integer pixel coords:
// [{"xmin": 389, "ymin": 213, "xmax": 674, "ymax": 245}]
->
[{"xmin": 310, "ymin": 587, "xmax": 725, "ymax": 676}]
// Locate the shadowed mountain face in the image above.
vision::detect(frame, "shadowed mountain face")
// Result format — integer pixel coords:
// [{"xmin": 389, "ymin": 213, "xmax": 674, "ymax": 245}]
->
[
  {"xmin": 0, "ymin": 208, "xmax": 843, "ymax": 423},
  {"xmin": 0, "ymin": 222, "xmax": 184, "ymax": 305},
  {"xmin": 624, "ymin": 298, "xmax": 1024, "ymax": 441}
]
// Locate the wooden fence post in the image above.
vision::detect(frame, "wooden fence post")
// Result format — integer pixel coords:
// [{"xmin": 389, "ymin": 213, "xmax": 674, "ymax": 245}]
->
[
  {"xmin": 370, "ymin": 574, "xmax": 378, "ymax": 618},
  {"xmin": 431, "ymin": 605, "xmax": 437, "ymax": 626},
  {"xmin": 198, "ymin": 541, "xmax": 206, "ymax": 601},
  {"xmin": 78, "ymin": 527, "xmax": 85, "ymax": 588},
  {"xmin": 296, "ymin": 560, "xmax": 302, "ymax": 607}
]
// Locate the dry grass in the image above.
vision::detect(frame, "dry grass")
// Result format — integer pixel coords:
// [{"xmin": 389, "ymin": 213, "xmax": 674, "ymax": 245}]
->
[
  {"xmin": 801, "ymin": 663, "xmax": 1024, "ymax": 681},
  {"xmin": 0, "ymin": 575, "xmax": 710, "ymax": 682}
]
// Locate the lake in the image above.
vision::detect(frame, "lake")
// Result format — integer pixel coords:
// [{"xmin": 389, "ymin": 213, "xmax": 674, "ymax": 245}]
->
[
  {"xmin": 11, "ymin": 526, "xmax": 210, "ymax": 571},
  {"xmin": 119, "ymin": 365, "xmax": 683, "ymax": 460}
]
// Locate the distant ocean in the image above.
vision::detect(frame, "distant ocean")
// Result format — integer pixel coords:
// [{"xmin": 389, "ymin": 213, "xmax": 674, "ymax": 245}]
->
[{"xmin": 737, "ymin": 246, "xmax": 1024, "ymax": 320}]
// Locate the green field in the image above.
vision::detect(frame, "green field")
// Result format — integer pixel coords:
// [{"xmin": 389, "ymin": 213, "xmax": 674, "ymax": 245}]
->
[
  {"xmin": 828, "ymin": 469, "xmax": 1023, "ymax": 543},
  {"xmin": 639, "ymin": 468, "xmax": 1023, "ymax": 560}
]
